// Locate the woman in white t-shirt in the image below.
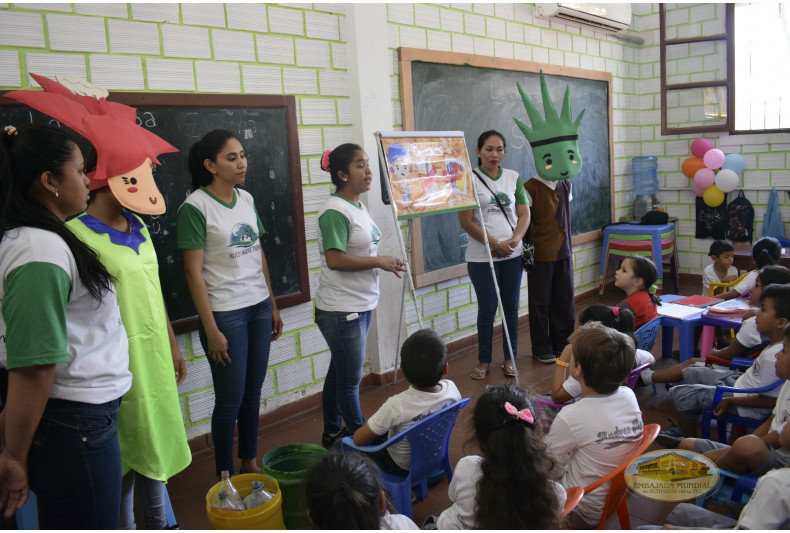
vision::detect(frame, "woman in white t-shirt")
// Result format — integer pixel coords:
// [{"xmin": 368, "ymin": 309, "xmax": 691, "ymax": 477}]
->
[
  {"xmin": 177, "ymin": 129, "xmax": 283, "ymax": 477},
  {"xmin": 0, "ymin": 125, "xmax": 132, "ymax": 528},
  {"xmin": 460, "ymin": 131, "xmax": 531, "ymax": 380},
  {"xmin": 315, "ymin": 144, "xmax": 406, "ymax": 447}
]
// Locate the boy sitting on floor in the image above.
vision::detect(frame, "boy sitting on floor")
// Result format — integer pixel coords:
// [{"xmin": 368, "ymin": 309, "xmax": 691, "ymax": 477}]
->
[{"xmin": 352, "ymin": 328, "xmax": 461, "ymax": 475}]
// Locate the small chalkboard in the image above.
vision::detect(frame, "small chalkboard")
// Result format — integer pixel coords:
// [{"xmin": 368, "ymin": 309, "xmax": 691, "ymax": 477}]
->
[
  {"xmin": 0, "ymin": 93, "xmax": 307, "ymax": 332},
  {"xmin": 399, "ymin": 48, "xmax": 614, "ymax": 286}
]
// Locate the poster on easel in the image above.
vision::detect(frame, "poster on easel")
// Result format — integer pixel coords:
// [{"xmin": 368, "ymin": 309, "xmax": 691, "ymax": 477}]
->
[{"xmin": 378, "ymin": 131, "xmax": 478, "ymax": 219}]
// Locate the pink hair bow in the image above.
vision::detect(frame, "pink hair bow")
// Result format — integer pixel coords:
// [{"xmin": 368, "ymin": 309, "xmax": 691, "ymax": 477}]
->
[
  {"xmin": 612, "ymin": 307, "xmax": 620, "ymax": 318},
  {"xmin": 503, "ymin": 402, "xmax": 534, "ymax": 425},
  {"xmin": 320, "ymin": 149, "xmax": 332, "ymax": 173}
]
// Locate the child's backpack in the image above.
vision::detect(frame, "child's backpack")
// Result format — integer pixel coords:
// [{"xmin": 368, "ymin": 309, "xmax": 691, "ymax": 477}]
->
[
  {"xmin": 695, "ymin": 196, "xmax": 727, "ymax": 239},
  {"xmin": 726, "ymin": 190, "xmax": 754, "ymax": 243}
]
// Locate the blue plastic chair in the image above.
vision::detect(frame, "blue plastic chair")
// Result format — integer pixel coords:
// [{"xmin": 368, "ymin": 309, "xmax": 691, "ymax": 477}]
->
[
  {"xmin": 700, "ymin": 377, "xmax": 785, "ymax": 442},
  {"xmin": 340, "ymin": 398, "xmax": 470, "ymax": 518},
  {"xmin": 635, "ymin": 316, "xmax": 662, "ymax": 352},
  {"xmin": 15, "ymin": 486, "xmax": 179, "ymax": 529}
]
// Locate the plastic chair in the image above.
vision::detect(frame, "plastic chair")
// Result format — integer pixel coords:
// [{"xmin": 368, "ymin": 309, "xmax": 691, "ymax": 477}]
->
[
  {"xmin": 562, "ymin": 486, "xmax": 584, "ymax": 517},
  {"xmin": 581, "ymin": 424, "xmax": 660, "ymax": 530},
  {"xmin": 700, "ymin": 378, "xmax": 785, "ymax": 442},
  {"xmin": 708, "ymin": 271, "xmax": 751, "ymax": 297},
  {"xmin": 340, "ymin": 398, "xmax": 470, "ymax": 519},
  {"xmin": 15, "ymin": 486, "xmax": 179, "ymax": 529},
  {"xmin": 634, "ymin": 316, "xmax": 662, "ymax": 352},
  {"xmin": 623, "ymin": 362, "xmax": 652, "ymax": 389},
  {"xmin": 533, "ymin": 396, "xmax": 572, "ymax": 433}
]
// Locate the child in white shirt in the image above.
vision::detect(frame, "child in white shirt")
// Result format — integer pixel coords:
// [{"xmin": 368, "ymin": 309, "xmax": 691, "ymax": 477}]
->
[
  {"xmin": 701, "ymin": 239, "xmax": 738, "ymax": 296},
  {"xmin": 546, "ymin": 324, "xmax": 644, "ymax": 529}
]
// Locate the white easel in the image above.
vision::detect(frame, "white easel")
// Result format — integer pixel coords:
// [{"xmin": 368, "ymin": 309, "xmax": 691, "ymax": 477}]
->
[{"xmin": 375, "ymin": 131, "xmax": 519, "ymax": 385}]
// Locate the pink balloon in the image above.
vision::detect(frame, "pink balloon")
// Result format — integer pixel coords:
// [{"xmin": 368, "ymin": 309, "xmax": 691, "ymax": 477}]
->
[
  {"xmin": 703, "ymin": 148, "xmax": 725, "ymax": 169},
  {"xmin": 691, "ymin": 138, "xmax": 714, "ymax": 159},
  {"xmin": 694, "ymin": 167, "xmax": 716, "ymax": 188},
  {"xmin": 692, "ymin": 179, "xmax": 707, "ymax": 196}
]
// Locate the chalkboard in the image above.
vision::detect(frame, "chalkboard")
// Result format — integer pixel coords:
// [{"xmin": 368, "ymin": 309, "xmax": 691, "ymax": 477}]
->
[
  {"xmin": 399, "ymin": 48, "xmax": 614, "ymax": 287},
  {"xmin": 0, "ymin": 93, "xmax": 308, "ymax": 332}
]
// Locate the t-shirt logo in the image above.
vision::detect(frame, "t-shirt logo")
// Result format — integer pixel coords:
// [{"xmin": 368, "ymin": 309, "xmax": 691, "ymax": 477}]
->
[
  {"xmin": 370, "ymin": 224, "xmax": 382, "ymax": 244},
  {"xmin": 491, "ymin": 192, "xmax": 512, "ymax": 207},
  {"xmin": 229, "ymin": 223, "xmax": 259, "ymax": 248}
]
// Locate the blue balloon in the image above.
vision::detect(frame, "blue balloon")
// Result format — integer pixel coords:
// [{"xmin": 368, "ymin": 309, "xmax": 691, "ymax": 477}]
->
[{"xmin": 721, "ymin": 153, "xmax": 745, "ymax": 174}]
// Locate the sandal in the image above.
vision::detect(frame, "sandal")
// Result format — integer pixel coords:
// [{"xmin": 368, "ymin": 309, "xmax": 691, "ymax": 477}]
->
[
  {"xmin": 470, "ymin": 366, "xmax": 488, "ymax": 380},
  {"xmin": 501, "ymin": 362, "xmax": 516, "ymax": 378}
]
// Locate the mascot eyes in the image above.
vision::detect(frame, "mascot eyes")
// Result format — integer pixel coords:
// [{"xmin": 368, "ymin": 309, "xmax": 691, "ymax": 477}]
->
[
  {"xmin": 569, "ymin": 154, "xmax": 575, "ymax": 161},
  {"xmin": 545, "ymin": 158, "xmax": 553, "ymax": 165}
]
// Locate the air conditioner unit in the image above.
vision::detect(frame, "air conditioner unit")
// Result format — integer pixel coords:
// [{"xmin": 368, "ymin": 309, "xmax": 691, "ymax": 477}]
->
[{"xmin": 535, "ymin": 3, "xmax": 632, "ymax": 32}]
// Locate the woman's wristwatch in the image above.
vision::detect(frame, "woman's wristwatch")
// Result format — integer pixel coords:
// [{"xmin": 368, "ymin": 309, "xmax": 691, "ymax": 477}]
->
[{"xmin": 490, "ymin": 239, "xmax": 499, "ymax": 251}]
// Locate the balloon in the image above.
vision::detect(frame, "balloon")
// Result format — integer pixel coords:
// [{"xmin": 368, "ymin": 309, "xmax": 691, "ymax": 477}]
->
[
  {"xmin": 691, "ymin": 138, "xmax": 713, "ymax": 158},
  {"xmin": 682, "ymin": 157, "xmax": 706, "ymax": 179},
  {"xmin": 721, "ymin": 153, "xmax": 746, "ymax": 174},
  {"xmin": 703, "ymin": 184, "xmax": 725, "ymax": 207},
  {"xmin": 703, "ymin": 148, "xmax": 725, "ymax": 169},
  {"xmin": 694, "ymin": 167, "xmax": 716, "ymax": 188},
  {"xmin": 715, "ymin": 168, "xmax": 739, "ymax": 193},
  {"xmin": 692, "ymin": 178, "xmax": 707, "ymax": 197}
]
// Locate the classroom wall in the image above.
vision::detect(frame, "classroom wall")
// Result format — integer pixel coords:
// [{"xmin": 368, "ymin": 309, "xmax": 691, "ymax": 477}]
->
[{"xmin": 1, "ymin": 3, "xmax": 787, "ymax": 441}]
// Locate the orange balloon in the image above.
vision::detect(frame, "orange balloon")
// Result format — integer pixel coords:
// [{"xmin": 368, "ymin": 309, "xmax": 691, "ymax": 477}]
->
[{"xmin": 682, "ymin": 157, "xmax": 706, "ymax": 179}]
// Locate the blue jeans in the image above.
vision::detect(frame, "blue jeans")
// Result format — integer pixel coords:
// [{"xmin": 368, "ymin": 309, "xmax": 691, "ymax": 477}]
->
[
  {"xmin": 199, "ymin": 298, "xmax": 273, "ymax": 476},
  {"xmin": 28, "ymin": 397, "xmax": 122, "ymax": 529},
  {"xmin": 315, "ymin": 309, "xmax": 371, "ymax": 435},
  {"xmin": 120, "ymin": 470, "xmax": 166, "ymax": 530},
  {"xmin": 467, "ymin": 257, "xmax": 523, "ymax": 363}
]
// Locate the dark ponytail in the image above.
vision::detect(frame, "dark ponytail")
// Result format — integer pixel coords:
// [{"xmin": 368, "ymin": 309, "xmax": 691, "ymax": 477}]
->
[
  {"xmin": 0, "ymin": 125, "xmax": 113, "ymax": 301},
  {"xmin": 303, "ymin": 452, "xmax": 385, "ymax": 529},
  {"xmin": 187, "ymin": 129, "xmax": 240, "ymax": 191},
  {"xmin": 472, "ymin": 384, "xmax": 562, "ymax": 530},
  {"xmin": 752, "ymin": 236, "xmax": 782, "ymax": 269},
  {"xmin": 320, "ymin": 143, "xmax": 363, "ymax": 191}
]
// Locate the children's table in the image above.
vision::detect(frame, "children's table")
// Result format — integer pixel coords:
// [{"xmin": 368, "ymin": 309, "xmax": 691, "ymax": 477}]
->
[
  {"xmin": 598, "ymin": 222, "xmax": 680, "ymax": 296},
  {"xmin": 699, "ymin": 312, "xmax": 743, "ymax": 358},
  {"xmin": 658, "ymin": 294, "xmax": 704, "ymax": 362}
]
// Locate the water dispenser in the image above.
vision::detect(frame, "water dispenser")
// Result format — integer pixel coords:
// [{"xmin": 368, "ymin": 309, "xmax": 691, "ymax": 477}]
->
[{"xmin": 632, "ymin": 156, "xmax": 658, "ymax": 219}]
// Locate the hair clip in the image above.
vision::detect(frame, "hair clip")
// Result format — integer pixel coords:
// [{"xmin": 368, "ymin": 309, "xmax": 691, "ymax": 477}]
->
[
  {"xmin": 648, "ymin": 284, "xmax": 658, "ymax": 295},
  {"xmin": 503, "ymin": 401, "xmax": 534, "ymax": 425},
  {"xmin": 4, "ymin": 125, "xmax": 18, "ymax": 136},
  {"xmin": 320, "ymin": 149, "xmax": 332, "ymax": 173},
  {"xmin": 612, "ymin": 307, "xmax": 620, "ymax": 317}
]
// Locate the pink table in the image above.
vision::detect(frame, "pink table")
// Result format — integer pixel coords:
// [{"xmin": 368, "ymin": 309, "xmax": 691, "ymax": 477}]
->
[{"xmin": 699, "ymin": 311, "xmax": 742, "ymax": 358}]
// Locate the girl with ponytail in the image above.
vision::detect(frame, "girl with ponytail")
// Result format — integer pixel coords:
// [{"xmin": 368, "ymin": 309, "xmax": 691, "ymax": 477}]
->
[
  {"xmin": 436, "ymin": 384, "xmax": 565, "ymax": 529},
  {"xmin": 719, "ymin": 236, "xmax": 783, "ymax": 300}
]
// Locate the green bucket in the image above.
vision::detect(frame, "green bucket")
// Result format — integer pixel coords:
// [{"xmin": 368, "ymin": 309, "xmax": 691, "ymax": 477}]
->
[{"xmin": 261, "ymin": 443, "xmax": 326, "ymax": 530}]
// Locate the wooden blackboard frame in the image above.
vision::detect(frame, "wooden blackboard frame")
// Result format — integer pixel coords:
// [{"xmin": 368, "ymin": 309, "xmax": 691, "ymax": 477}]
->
[
  {"xmin": 0, "ymin": 92, "xmax": 309, "ymax": 334},
  {"xmin": 398, "ymin": 47, "xmax": 615, "ymax": 287}
]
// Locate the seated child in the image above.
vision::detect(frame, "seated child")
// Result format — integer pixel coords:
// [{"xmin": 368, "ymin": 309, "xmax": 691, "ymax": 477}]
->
[
  {"xmin": 436, "ymin": 384, "xmax": 565, "ymax": 530},
  {"xmin": 551, "ymin": 304, "xmax": 655, "ymax": 403},
  {"xmin": 649, "ymin": 468, "xmax": 790, "ymax": 530},
  {"xmin": 352, "ymin": 328, "xmax": 461, "ymax": 474},
  {"xmin": 614, "ymin": 255, "xmax": 661, "ymax": 330},
  {"xmin": 719, "ymin": 236, "xmax": 782, "ymax": 300},
  {"xmin": 702, "ymin": 239, "xmax": 738, "ymax": 296},
  {"xmin": 678, "ymin": 321, "xmax": 790, "ymax": 477},
  {"xmin": 641, "ymin": 265, "xmax": 790, "ymax": 386},
  {"xmin": 546, "ymin": 324, "xmax": 644, "ymax": 528},
  {"xmin": 657, "ymin": 283, "xmax": 790, "ymax": 447},
  {"xmin": 303, "ymin": 451, "xmax": 418, "ymax": 530}
]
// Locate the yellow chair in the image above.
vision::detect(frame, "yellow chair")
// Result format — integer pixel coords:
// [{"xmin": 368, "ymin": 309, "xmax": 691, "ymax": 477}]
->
[{"xmin": 708, "ymin": 271, "xmax": 750, "ymax": 297}]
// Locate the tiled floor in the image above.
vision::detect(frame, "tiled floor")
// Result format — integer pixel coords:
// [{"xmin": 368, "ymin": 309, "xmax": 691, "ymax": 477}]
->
[{"xmin": 154, "ymin": 280, "xmax": 710, "ymax": 529}]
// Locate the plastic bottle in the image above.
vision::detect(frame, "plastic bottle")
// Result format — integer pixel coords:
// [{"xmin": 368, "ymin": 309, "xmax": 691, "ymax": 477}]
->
[
  {"xmin": 215, "ymin": 471, "xmax": 245, "ymax": 510},
  {"xmin": 242, "ymin": 480, "xmax": 274, "ymax": 510},
  {"xmin": 212, "ymin": 489, "xmax": 246, "ymax": 511},
  {"xmin": 632, "ymin": 156, "xmax": 659, "ymax": 196}
]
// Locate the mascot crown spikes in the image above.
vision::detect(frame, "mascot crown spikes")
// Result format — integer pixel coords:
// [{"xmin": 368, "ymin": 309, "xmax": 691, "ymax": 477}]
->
[{"xmin": 514, "ymin": 71, "xmax": 585, "ymax": 148}]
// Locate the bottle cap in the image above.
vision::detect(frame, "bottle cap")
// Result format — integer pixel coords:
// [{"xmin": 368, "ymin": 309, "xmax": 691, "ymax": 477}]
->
[{"xmin": 252, "ymin": 480, "xmax": 263, "ymax": 490}]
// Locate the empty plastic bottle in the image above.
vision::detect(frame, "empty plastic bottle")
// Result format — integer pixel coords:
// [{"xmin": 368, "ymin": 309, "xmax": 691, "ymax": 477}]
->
[
  {"xmin": 212, "ymin": 490, "xmax": 246, "ymax": 511},
  {"xmin": 213, "ymin": 471, "xmax": 245, "ymax": 510},
  {"xmin": 242, "ymin": 480, "xmax": 274, "ymax": 510}
]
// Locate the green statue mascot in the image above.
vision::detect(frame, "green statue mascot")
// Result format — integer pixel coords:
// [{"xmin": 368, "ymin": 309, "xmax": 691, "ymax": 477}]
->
[{"xmin": 514, "ymin": 71, "xmax": 585, "ymax": 363}]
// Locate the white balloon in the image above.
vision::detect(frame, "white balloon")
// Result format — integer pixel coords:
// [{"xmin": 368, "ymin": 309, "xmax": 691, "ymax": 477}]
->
[{"xmin": 715, "ymin": 168, "xmax": 740, "ymax": 193}]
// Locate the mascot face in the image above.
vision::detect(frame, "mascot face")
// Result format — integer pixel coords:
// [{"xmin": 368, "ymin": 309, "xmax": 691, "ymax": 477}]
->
[
  {"xmin": 107, "ymin": 158, "xmax": 166, "ymax": 215},
  {"xmin": 514, "ymin": 71, "xmax": 585, "ymax": 182}
]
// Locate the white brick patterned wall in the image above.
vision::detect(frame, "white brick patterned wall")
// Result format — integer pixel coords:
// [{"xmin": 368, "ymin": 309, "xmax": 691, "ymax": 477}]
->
[
  {"xmin": 227, "ymin": 3, "xmax": 268, "ymax": 33},
  {"xmin": 213, "ymin": 30, "xmax": 256, "ymax": 62},
  {"xmin": 108, "ymin": 20, "xmax": 161, "ymax": 55},
  {"xmin": 46, "ymin": 14, "xmax": 107, "ymax": 52},
  {"xmin": 181, "ymin": 3, "xmax": 225, "ymax": 27},
  {"xmin": 0, "ymin": 11, "xmax": 45, "ymax": 48},
  {"xmin": 90, "ymin": 55, "xmax": 144, "ymax": 90},
  {"xmin": 284, "ymin": 68, "xmax": 318, "ymax": 95},
  {"xmin": 25, "ymin": 53, "xmax": 87, "ymax": 81},
  {"xmin": 130, "ymin": 3, "xmax": 179, "ymax": 24},
  {"xmin": 162, "ymin": 25, "xmax": 211, "ymax": 59},
  {"xmin": 0, "ymin": 51, "xmax": 21, "ymax": 86},
  {"xmin": 146, "ymin": 58, "xmax": 195, "ymax": 91},
  {"xmin": 195, "ymin": 62, "xmax": 241, "ymax": 93},
  {"xmin": 269, "ymin": 334, "xmax": 298, "ymax": 366},
  {"xmin": 75, "ymin": 3, "xmax": 128, "ymax": 18},
  {"xmin": 268, "ymin": 6, "xmax": 304, "ymax": 36},
  {"xmin": 242, "ymin": 65, "xmax": 283, "ymax": 94}
]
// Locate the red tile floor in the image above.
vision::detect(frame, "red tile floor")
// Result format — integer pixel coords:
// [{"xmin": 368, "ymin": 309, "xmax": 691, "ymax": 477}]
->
[{"xmin": 150, "ymin": 280, "xmax": 710, "ymax": 529}]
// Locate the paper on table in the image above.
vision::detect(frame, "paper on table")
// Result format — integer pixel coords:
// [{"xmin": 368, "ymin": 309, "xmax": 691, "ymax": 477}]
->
[{"xmin": 657, "ymin": 303, "xmax": 705, "ymax": 319}]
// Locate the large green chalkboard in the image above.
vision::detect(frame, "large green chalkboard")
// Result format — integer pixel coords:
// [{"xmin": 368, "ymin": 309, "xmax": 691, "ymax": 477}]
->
[
  {"xmin": 0, "ymin": 93, "xmax": 307, "ymax": 332},
  {"xmin": 401, "ymin": 49, "xmax": 614, "ymax": 286}
]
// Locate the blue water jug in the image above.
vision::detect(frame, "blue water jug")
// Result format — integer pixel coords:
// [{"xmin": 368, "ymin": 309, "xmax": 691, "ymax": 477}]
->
[{"xmin": 632, "ymin": 156, "xmax": 658, "ymax": 196}]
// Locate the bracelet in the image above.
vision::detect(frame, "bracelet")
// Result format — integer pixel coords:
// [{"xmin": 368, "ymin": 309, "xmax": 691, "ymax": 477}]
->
[
  {"xmin": 555, "ymin": 360, "xmax": 569, "ymax": 368},
  {"xmin": 490, "ymin": 239, "xmax": 499, "ymax": 250}
]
